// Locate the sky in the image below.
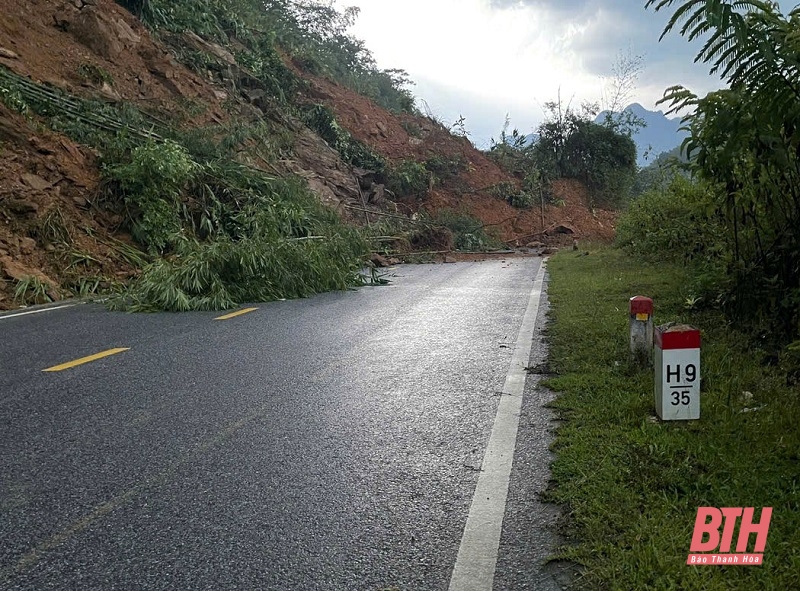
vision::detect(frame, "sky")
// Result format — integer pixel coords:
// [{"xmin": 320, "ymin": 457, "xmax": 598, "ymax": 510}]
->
[{"xmin": 333, "ymin": 0, "xmax": 790, "ymax": 148}]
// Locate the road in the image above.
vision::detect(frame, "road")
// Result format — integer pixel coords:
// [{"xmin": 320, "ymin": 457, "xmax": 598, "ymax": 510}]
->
[{"xmin": 0, "ymin": 258, "xmax": 564, "ymax": 591}]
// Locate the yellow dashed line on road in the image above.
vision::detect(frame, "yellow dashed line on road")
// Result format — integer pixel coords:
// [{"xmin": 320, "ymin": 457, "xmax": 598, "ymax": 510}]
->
[
  {"xmin": 42, "ymin": 348, "xmax": 130, "ymax": 372},
  {"xmin": 214, "ymin": 307, "xmax": 258, "ymax": 321}
]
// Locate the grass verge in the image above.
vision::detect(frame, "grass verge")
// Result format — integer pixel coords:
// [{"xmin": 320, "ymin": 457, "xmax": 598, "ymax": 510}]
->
[{"xmin": 544, "ymin": 246, "xmax": 800, "ymax": 590}]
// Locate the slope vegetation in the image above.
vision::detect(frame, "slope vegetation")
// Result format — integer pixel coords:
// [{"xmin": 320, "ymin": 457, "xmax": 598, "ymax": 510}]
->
[{"xmin": 0, "ymin": 0, "xmax": 613, "ymax": 310}]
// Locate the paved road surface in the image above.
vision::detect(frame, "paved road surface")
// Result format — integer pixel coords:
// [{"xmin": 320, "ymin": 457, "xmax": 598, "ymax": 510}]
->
[{"xmin": 0, "ymin": 258, "xmax": 564, "ymax": 590}]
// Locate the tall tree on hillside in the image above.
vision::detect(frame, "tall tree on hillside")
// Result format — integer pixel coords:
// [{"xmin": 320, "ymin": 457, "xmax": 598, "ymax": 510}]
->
[{"xmin": 600, "ymin": 50, "xmax": 646, "ymax": 137}]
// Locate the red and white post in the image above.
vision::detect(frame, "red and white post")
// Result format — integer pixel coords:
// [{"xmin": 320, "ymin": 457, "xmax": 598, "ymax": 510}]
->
[
  {"xmin": 655, "ymin": 324, "xmax": 701, "ymax": 420},
  {"xmin": 629, "ymin": 296, "xmax": 654, "ymax": 364}
]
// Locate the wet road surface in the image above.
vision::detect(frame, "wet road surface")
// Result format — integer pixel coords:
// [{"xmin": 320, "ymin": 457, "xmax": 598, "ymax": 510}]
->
[{"xmin": 0, "ymin": 258, "xmax": 563, "ymax": 590}]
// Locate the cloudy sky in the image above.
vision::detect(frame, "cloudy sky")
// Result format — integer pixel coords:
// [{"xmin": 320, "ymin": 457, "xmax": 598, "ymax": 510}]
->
[{"xmin": 334, "ymin": 0, "xmax": 790, "ymax": 148}]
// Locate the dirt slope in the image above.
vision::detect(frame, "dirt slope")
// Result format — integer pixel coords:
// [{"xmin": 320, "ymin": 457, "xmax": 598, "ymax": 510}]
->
[
  {"xmin": 298, "ymin": 72, "xmax": 616, "ymax": 244},
  {"xmin": 0, "ymin": 0, "xmax": 615, "ymax": 309}
]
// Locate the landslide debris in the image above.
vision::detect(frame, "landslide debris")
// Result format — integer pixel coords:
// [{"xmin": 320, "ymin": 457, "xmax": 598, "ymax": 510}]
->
[{"xmin": 0, "ymin": 0, "xmax": 615, "ymax": 311}]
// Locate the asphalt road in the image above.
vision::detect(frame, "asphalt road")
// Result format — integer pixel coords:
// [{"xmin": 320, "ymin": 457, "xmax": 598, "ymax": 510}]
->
[{"xmin": 0, "ymin": 258, "xmax": 564, "ymax": 591}]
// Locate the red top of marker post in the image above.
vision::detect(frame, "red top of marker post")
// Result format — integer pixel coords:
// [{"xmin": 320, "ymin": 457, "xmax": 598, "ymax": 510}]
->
[
  {"xmin": 655, "ymin": 324, "xmax": 701, "ymax": 350},
  {"xmin": 629, "ymin": 296, "xmax": 653, "ymax": 316}
]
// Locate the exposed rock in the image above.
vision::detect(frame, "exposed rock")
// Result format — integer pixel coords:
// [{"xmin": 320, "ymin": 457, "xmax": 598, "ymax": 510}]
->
[
  {"xmin": 65, "ymin": 7, "xmax": 124, "ymax": 59},
  {"xmin": 19, "ymin": 237, "xmax": 36, "ymax": 255},
  {"xmin": 182, "ymin": 31, "xmax": 237, "ymax": 66},
  {"xmin": 284, "ymin": 129, "xmax": 361, "ymax": 206},
  {"xmin": 544, "ymin": 224, "xmax": 576, "ymax": 236},
  {"xmin": 97, "ymin": 82, "xmax": 121, "ymax": 101},
  {"xmin": 306, "ymin": 177, "xmax": 341, "ymax": 209},
  {"xmin": 369, "ymin": 253, "xmax": 390, "ymax": 267},
  {"xmin": 6, "ymin": 199, "xmax": 39, "ymax": 215},
  {"xmin": 56, "ymin": 2, "xmax": 140, "ymax": 60},
  {"xmin": 368, "ymin": 183, "xmax": 386, "ymax": 205},
  {"xmin": 0, "ymin": 48, "xmax": 19, "ymax": 60},
  {"xmin": 373, "ymin": 121, "xmax": 388, "ymax": 138},
  {"xmin": 1, "ymin": 256, "xmax": 56, "ymax": 286},
  {"xmin": 20, "ymin": 173, "xmax": 52, "ymax": 191}
]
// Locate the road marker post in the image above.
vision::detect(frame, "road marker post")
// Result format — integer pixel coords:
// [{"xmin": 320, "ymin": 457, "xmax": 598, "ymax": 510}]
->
[
  {"xmin": 629, "ymin": 296, "xmax": 653, "ymax": 365},
  {"xmin": 655, "ymin": 324, "xmax": 701, "ymax": 420}
]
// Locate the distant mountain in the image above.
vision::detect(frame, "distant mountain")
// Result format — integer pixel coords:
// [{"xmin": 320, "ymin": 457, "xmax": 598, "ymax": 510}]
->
[{"xmin": 595, "ymin": 103, "xmax": 689, "ymax": 166}]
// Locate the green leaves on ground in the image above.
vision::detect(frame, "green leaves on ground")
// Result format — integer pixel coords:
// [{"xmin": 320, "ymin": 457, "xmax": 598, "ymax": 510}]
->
[{"xmin": 101, "ymin": 142, "xmax": 369, "ymax": 311}]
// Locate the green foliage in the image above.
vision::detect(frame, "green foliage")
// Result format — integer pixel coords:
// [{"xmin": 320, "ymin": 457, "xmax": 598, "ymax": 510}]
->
[
  {"xmin": 101, "ymin": 157, "xmax": 370, "ymax": 311},
  {"xmin": 13, "ymin": 276, "xmax": 52, "ymax": 306},
  {"xmin": 647, "ymin": 0, "xmax": 800, "ymax": 340},
  {"xmin": 562, "ymin": 119, "xmax": 637, "ymax": 208},
  {"xmin": 35, "ymin": 209, "xmax": 73, "ymax": 247},
  {"xmin": 0, "ymin": 82, "xmax": 30, "ymax": 116},
  {"xmin": 422, "ymin": 154, "xmax": 466, "ymax": 182},
  {"xmin": 632, "ymin": 146, "xmax": 687, "ymax": 197},
  {"xmin": 117, "ymin": 235, "xmax": 359, "ymax": 311},
  {"xmin": 616, "ymin": 178, "xmax": 730, "ymax": 301},
  {"xmin": 386, "ymin": 160, "xmax": 430, "ymax": 198},
  {"xmin": 545, "ymin": 246, "xmax": 800, "ymax": 590},
  {"xmin": 301, "ymin": 104, "xmax": 387, "ymax": 173},
  {"xmin": 128, "ymin": 0, "xmax": 416, "ymax": 113},
  {"xmin": 77, "ymin": 63, "xmax": 113, "ymax": 86},
  {"xmin": 487, "ymin": 181, "xmax": 532, "ymax": 208},
  {"xmin": 427, "ymin": 209, "xmax": 498, "ymax": 251},
  {"xmin": 103, "ymin": 139, "xmax": 197, "ymax": 253},
  {"xmin": 533, "ymin": 101, "xmax": 637, "ymax": 208},
  {"xmin": 488, "ymin": 106, "xmax": 636, "ymax": 208},
  {"xmin": 487, "ymin": 118, "xmax": 532, "ymax": 177}
]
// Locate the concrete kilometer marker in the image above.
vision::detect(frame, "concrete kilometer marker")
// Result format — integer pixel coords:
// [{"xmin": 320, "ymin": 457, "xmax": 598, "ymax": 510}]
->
[
  {"xmin": 629, "ymin": 296, "xmax": 653, "ymax": 364},
  {"xmin": 655, "ymin": 324, "xmax": 701, "ymax": 420}
]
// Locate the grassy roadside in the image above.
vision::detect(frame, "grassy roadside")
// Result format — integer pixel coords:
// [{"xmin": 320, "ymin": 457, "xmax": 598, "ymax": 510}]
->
[{"xmin": 543, "ymin": 247, "xmax": 800, "ymax": 590}]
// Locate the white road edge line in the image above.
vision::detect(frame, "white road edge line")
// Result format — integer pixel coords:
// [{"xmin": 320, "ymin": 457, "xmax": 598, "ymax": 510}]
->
[
  {"xmin": 448, "ymin": 259, "xmax": 548, "ymax": 591},
  {"xmin": 0, "ymin": 304, "xmax": 77, "ymax": 321}
]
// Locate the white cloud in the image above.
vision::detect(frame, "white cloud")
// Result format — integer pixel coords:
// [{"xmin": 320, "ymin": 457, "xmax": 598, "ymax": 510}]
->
[{"xmin": 333, "ymin": 0, "xmax": 790, "ymax": 147}]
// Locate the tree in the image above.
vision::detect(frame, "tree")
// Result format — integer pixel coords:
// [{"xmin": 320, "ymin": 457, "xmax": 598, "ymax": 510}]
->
[
  {"xmin": 530, "ymin": 95, "xmax": 636, "ymax": 208},
  {"xmin": 646, "ymin": 0, "xmax": 800, "ymax": 339},
  {"xmin": 600, "ymin": 50, "xmax": 646, "ymax": 137}
]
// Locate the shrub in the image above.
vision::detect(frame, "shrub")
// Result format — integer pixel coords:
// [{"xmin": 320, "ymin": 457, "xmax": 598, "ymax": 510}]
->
[
  {"xmin": 428, "ymin": 209, "xmax": 499, "ymax": 251},
  {"xmin": 423, "ymin": 154, "xmax": 466, "ymax": 182},
  {"xmin": 102, "ymin": 139, "xmax": 197, "ymax": 253},
  {"xmin": 301, "ymin": 104, "xmax": 386, "ymax": 173},
  {"xmin": 615, "ymin": 177, "xmax": 730, "ymax": 303},
  {"xmin": 386, "ymin": 160, "xmax": 430, "ymax": 198},
  {"xmin": 488, "ymin": 181, "xmax": 534, "ymax": 208}
]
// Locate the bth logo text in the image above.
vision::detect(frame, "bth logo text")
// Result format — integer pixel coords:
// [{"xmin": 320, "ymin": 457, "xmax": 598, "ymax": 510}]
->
[{"xmin": 686, "ymin": 507, "xmax": 772, "ymax": 566}]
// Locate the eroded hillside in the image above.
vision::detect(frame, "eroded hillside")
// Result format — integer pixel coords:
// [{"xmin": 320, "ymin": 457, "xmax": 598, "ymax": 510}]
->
[{"xmin": 0, "ymin": 0, "xmax": 615, "ymax": 310}]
